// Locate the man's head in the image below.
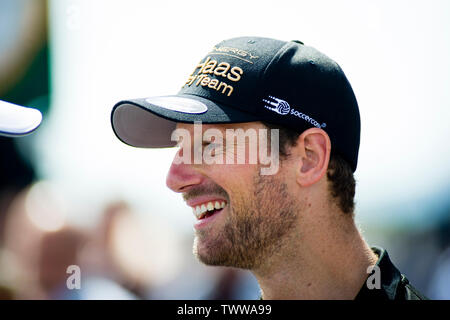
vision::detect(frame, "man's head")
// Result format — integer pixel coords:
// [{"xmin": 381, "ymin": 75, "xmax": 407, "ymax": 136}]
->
[
  {"xmin": 110, "ymin": 36, "xmax": 360, "ymax": 270},
  {"xmin": 164, "ymin": 119, "xmax": 354, "ymax": 270}
]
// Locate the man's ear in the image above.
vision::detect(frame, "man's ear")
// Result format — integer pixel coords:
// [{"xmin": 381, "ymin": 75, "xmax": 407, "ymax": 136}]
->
[{"xmin": 293, "ymin": 128, "xmax": 331, "ymax": 187}]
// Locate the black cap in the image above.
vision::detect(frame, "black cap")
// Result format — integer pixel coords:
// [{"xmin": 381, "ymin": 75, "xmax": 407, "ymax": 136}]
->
[{"xmin": 111, "ymin": 36, "xmax": 361, "ymax": 171}]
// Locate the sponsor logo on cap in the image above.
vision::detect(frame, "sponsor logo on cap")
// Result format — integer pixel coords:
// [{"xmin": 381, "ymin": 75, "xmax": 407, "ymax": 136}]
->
[
  {"xmin": 262, "ymin": 96, "xmax": 291, "ymax": 115},
  {"xmin": 182, "ymin": 56, "xmax": 244, "ymax": 97},
  {"xmin": 210, "ymin": 46, "xmax": 259, "ymax": 63},
  {"xmin": 262, "ymin": 95, "xmax": 326, "ymax": 129}
]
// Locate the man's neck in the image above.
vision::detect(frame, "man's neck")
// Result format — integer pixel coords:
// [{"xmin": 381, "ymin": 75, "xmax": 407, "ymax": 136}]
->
[{"xmin": 253, "ymin": 213, "xmax": 378, "ymax": 300}]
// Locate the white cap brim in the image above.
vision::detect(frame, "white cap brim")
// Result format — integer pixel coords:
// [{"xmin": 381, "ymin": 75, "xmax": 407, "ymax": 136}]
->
[{"xmin": 0, "ymin": 100, "xmax": 43, "ymax": 137}]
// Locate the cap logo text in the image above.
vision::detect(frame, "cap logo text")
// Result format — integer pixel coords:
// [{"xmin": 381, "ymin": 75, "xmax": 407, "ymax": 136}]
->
[
  {"xmin": 211, "ymin": 46, "xmax": 259, "ymax": 63},
  {"xmin": 263, "ymin": 96, "xmax": 326, "ymax": 129},
  {"xmin": 183, "ymin": 57, "xmax": 244, "ymax": 97}
]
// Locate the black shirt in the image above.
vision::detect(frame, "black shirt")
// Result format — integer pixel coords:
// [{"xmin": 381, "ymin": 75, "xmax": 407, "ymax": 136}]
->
[{"xmin": 355, "ymin": 246, "xmax": 428, "ymax": 300}]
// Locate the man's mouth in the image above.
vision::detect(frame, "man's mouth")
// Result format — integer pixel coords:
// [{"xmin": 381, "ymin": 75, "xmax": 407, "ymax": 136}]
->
[{"xmin": 192, "ymin": 200, "xmax": 227, "ymax": 220}]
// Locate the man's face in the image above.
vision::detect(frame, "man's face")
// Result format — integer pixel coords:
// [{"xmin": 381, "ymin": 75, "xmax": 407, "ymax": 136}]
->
[{"xmin": 166, "ymin": 122, "xmax": 300, "ymax": 270}]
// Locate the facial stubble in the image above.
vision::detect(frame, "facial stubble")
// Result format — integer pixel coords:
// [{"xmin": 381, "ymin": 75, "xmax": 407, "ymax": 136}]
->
[{"xmin": 193, "ymin": 171, "xmax": 299, "ymax": 270}]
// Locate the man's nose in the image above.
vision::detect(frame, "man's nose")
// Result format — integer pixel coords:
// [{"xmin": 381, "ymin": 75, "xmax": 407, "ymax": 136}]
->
[{"xmin": 166, "ymin": 157, "xmax": 203, "ymax": 193}]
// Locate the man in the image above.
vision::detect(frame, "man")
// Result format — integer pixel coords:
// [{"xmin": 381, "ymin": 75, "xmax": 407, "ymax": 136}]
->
[{"xmin": 110, "ymin": 36, "xmax": 427, "ymax": 299}]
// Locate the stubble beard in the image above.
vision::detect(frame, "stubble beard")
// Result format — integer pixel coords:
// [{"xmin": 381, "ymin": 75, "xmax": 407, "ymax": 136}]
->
[{"xmin": 193, "ymin": 171, "xmax": 299, "ymax": 270}]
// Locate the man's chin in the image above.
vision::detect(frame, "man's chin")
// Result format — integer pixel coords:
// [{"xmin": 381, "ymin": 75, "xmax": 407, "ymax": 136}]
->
[
  {"xmin": 193, "ymin": 236, "xmax": 254, "ymax": 269},
  {"xmin": 193, "ymin": 236, "xmax": 230, "ymax": 267}
]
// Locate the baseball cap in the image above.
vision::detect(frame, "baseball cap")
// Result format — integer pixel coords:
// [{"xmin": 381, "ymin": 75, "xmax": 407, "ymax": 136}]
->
[
  {"xmin": 111, "ymin": 36, "xmax": 361, "ymax": 171},
  {"xmin": 0, "ymin": 100, "xmax": 42, "ymax": 137}
]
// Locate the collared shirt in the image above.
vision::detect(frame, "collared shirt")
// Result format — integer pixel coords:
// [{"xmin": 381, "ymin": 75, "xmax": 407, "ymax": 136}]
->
[{"xmin": 355, "ymin": 246, "xmax": 428, "ymax": 300}]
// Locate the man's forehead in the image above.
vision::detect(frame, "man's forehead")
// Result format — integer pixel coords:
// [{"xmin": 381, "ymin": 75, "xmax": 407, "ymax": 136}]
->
[{"xmin": 176, "ymin": 121, "xmax": 264, "ymax": 132}]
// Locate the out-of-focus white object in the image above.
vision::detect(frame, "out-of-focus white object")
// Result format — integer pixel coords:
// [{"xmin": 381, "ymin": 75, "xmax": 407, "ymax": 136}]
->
[{"xmin": 0, "ymin": 100, "xmax": 42, "ymax": 137}]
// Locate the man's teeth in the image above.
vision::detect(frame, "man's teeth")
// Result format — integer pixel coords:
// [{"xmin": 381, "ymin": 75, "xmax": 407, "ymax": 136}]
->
[{"xmin": 193, "ymin": 201, "xmax": 226, "ymax": 219}]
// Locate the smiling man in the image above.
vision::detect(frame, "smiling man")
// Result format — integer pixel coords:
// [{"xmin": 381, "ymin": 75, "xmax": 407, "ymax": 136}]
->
[{"xmin": 111, "ymin": 36, "xmax": 426, "ymax": 300}]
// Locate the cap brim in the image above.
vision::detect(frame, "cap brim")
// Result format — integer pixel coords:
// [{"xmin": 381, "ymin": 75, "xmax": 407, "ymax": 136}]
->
[
  {"xmin": 0, "ymin": 100, "xmax": 43, "ymax": 137},
  {"xmin": 111, "ymin": 94, "xmax": 260, "ymax": 148}
]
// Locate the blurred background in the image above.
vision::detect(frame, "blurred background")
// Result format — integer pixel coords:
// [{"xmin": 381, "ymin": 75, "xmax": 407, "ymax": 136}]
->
[{"xmin": 0, "ymin": 0, "xmax": 449, "ymax": 299}]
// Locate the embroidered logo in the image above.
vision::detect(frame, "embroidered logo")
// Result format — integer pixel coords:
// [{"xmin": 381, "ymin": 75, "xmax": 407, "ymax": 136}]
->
[
  {"xmin": 210, "ymin": 46, "xmax": 259, "ymax": 63},
  {"xmin": 262, "ymin": 96, "xmax": 290, "ymax": 115},
  {"xmin": 262, "ymin": 95, "xmax": 327, "ymax": 129},
  {"xmin": 183, "ymin": 56, "xmax": 244, "ymax": 97}
]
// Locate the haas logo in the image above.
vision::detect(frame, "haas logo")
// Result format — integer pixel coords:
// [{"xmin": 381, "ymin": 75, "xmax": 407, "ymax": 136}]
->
[{"xmin": 262, "ymin": 96, "xmax": 290, "ymax": 115}]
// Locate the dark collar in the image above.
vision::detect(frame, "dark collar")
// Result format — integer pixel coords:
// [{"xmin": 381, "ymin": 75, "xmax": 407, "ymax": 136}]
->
[
  {"xmin": 258, "ymin": 246, "xmax": 405, "ymax": 300},
  {"xmin": 354, "ymin": 246, "xmax": 402, "ymax": 300}
]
